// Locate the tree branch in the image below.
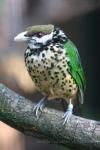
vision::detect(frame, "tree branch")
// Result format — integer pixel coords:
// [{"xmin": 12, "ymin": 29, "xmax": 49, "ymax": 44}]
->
[{"xmin": 0, "ymin": 83, "xmax": 100, "ymax": 150}]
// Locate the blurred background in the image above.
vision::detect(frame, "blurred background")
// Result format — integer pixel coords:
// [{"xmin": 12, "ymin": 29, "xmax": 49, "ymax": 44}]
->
[{"xmin": 0, "ymin": 0, "xmax": 100, "ymax": 150}]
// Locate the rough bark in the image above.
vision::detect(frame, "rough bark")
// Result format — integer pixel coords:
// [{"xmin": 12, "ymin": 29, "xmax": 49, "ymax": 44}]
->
[{"xmin": 0, "ymin": 83, "xmax": 100, "ymax": 150}]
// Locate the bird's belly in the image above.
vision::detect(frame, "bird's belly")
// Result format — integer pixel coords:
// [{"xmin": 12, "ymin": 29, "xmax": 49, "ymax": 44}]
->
[
  {"xmin": 25, "ymin": 46, "xmax": 78, "ymax": 100},
  {"xmin": 26, "ymin": 62, "xmax": 78, "ymax": 100}
]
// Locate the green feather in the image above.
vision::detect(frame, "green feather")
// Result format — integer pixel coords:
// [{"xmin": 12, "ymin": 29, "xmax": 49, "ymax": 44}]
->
[{"xmin": 64, "ymin": 40, "xmax": 86, "ymax": 104}]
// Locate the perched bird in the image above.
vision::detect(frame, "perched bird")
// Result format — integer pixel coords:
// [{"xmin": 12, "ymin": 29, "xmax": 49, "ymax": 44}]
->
[{"xmin": 14, "ymin": 24, "xmax": 85, "ymax": 124}]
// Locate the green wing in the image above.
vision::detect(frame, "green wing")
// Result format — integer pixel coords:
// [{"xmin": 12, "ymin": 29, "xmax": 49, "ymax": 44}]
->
[{"xmin": 64, "ymin": 40, "xmax": 86, "ymax": 104}]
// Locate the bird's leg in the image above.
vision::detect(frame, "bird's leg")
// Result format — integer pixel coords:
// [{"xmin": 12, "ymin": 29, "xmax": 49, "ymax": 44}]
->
[
  {"xmin": 33, "ymin": 96, "xmax": 47, "ymax": 117},
  {"xmin": 62, "ymin": 99, "xmax": 73, "ymax": 125}
]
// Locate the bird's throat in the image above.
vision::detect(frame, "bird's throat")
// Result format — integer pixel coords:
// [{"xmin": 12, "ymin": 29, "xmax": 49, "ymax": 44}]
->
[{"xmin": 28, "ymin": 42, "xmax": 42, "ymax": 49}]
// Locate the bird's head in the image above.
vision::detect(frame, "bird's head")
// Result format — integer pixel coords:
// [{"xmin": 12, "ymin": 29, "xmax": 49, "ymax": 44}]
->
[{"xmin": 14, "ymin": 24, "xmax": 67, "ymax": 49}]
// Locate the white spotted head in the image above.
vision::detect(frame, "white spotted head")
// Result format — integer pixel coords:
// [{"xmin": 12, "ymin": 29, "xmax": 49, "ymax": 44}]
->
[
  {"xmin": 14, "ymin": 24, "xmax": 68, "ymax": 49},
  {"xmin": 14, "ymin": 25, "xmax": 53, "ymax": 48}
]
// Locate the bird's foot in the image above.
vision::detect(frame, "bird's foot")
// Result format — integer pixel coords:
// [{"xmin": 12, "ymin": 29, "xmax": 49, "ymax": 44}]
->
[
  {"xmin": 62, "ymin": 99, "xmax": 73, "ymax": 125},
  {"xmin": 33, "ymin": 97, "xmax": 47, "ymax": 117}
]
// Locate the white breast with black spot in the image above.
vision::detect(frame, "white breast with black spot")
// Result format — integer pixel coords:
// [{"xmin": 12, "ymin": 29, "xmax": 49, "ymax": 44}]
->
[{"xmin": 25, "ymin": 44, "xmax": 76, "ymax": 98}]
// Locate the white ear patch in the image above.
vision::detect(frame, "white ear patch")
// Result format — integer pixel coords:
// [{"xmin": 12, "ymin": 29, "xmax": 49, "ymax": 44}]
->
[{"xmin": 31, "ymin": 32, "xmax": 53, "ymax": 45}]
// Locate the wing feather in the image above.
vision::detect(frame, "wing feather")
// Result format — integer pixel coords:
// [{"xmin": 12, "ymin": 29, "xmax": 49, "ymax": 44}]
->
[{"xmin": 64, "ymin": 40, "xmax": 86, "ymax": 104}]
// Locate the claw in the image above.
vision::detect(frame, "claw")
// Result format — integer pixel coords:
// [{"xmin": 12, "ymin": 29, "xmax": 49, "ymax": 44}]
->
[
  {"xmin": 62, "ymin": 99, "xmax": 73, "ymax": 125},
  {"xmin": 33, "ymin": 97, "xmax": 47, "ymax": 117}
]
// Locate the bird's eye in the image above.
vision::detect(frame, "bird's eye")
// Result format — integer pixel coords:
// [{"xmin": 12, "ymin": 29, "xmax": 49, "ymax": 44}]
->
[{"xmin": 36, "ymin": 32, "xmax": 44, "ymax": 38}]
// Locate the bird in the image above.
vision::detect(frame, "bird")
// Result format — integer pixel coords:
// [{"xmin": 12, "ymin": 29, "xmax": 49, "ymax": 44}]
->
[{"xmin": 14, "ymin": 24, "xmax": 85, "ymax": 124}]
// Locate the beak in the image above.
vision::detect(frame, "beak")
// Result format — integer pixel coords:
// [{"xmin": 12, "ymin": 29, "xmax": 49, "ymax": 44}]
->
[{"xmin": 14, "ymin": 31, "xmax": 29, "ymax": 42}]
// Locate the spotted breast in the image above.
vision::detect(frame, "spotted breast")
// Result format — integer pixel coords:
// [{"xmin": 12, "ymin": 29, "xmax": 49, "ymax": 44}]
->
[{"xmin": 25, "ymin": 43, "xmax": 78, "ymax": 101}]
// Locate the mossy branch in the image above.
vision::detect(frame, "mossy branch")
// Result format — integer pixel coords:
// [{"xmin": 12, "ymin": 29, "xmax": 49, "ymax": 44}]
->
[{"xmin": 0, "ymin": 84, "xmax": 100, "ymax": 150}]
